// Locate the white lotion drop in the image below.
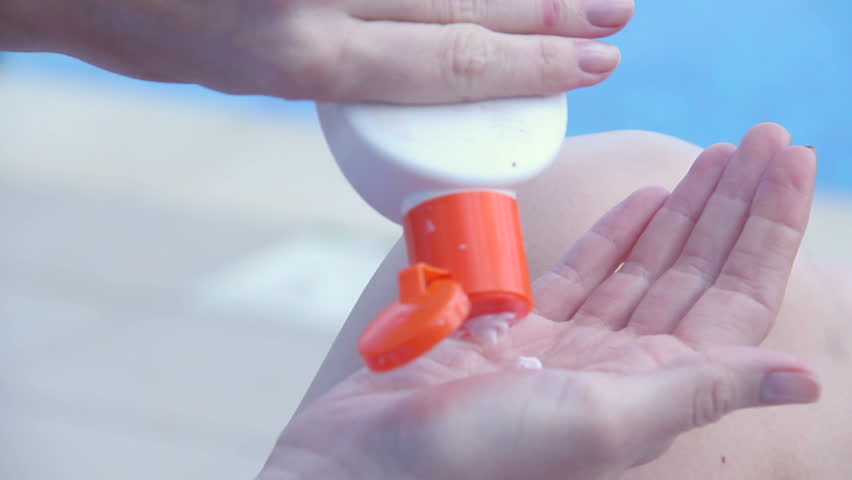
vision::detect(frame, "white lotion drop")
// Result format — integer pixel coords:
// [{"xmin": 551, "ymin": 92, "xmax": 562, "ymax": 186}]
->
[
  {"xmin": 516, "ymin": 356, "xmax": 543, "ymax": 369},
  {"xmin": 465, "ymin": 313, "xmax": 513, "ymax": 345}
]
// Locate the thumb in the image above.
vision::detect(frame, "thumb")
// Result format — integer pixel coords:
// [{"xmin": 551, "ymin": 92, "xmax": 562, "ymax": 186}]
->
[{"xmin": 619, "ymin": 347, "xmax": 820, "ymax": 464}]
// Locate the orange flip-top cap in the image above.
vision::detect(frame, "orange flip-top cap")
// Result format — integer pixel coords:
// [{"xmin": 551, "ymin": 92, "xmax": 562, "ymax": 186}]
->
[{"xmin": 358, "ymin": 263, "xmax": 470, "ymax": 372}]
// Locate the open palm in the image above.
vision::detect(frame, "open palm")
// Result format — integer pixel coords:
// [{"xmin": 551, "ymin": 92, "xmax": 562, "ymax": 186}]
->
[{"xmin": 262, "ymin": 124, "xmax": 819, "ymax": 480}]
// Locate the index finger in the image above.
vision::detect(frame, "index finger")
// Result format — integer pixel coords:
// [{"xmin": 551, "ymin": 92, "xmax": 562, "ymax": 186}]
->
[
  {"xmin": 315, "ymin": 21, "xmax": 620, "ymax": 103},
  {"xmin": 348, "ymin": 0, "xmax": 635, "ymax": 36}
]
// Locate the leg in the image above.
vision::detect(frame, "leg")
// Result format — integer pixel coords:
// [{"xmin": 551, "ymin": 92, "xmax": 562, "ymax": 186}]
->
[{"xmin": 300, "ymin": 129, "xmax": 852, "ymax": 477}]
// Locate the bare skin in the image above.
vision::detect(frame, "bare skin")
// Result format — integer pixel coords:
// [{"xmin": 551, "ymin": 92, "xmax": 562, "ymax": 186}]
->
[
  {"xmin": 5, "ymin": 2, "xmax": 845, "ymax": 477},
  {"xmin": 0, "ymin": 0, "xmax": 631, "ymax": 103},
  {"xmin": 261, "ymin": 123, "xmax": 852, "ymax": 479}
]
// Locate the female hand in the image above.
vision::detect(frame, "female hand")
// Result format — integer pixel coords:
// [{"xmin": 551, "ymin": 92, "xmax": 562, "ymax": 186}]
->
[
  {"xmin": 3, "ymin": 0, "xmax": 632, "ymax": 102},
  {"xmin": 259, "ymin": 123, "xmax": 819, "ymax": 480}
]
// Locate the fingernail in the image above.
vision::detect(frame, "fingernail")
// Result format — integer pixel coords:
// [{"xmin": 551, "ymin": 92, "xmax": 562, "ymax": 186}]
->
[
  {"xmin": 759, "ymin": 371, "xmax": 820, "ymax": 405},
  {"xmin": 576, "ymin": 42, "xmax": 621, "ymax": 74},
  {"xmin": 804, "ymin": 145, "xmax": 817, "ymax": 155},
  {"xmin": 585, "ymin": 0, "xmax": 635, "ymax": 28}
]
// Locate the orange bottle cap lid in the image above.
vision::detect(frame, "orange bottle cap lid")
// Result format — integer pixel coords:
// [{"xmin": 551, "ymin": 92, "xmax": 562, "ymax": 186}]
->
[
  {"xmin": 404, "ymin": 191, "xmax": 533, "ymax": 319},
  {"xmin": 359, "ymin": 263, "xmax": 470, "ymax": 372}
]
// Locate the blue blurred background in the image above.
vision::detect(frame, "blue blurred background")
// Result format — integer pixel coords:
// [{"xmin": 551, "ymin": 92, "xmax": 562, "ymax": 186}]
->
[
  {"xmin": 3, "ymin": 0, "xmax": 850, "ymax": 191},
  {"xmin": 580, "ymin": 0, "xmax": 852, "ymax": 193}
]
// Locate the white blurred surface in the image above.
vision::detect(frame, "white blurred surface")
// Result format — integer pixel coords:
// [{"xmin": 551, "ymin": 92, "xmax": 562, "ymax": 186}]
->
[{"xmin": 2, "ymin": 68, "xmax": 398, "ymax": 479}]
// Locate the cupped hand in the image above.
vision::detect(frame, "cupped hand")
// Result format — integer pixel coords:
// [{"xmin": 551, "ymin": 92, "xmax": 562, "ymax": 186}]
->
[
  {"xmin": 12, "ymin": 0, "xmax": 632, "ymax": 103},
  {"xmin": 260, "ymin": 123, "xmax": 819, "ymax": 480}
]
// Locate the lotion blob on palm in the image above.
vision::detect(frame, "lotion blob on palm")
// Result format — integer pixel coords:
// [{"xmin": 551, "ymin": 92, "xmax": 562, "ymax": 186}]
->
[
  {"xmin": 464, "ymin": 313, "xmax": 514, "ymax": 344},
  {"xmin": 516, "ymin": 356, "xmax": 543, "ymax": 369}
]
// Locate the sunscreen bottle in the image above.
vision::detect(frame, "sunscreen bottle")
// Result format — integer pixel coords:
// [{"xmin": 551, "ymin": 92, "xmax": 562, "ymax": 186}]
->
[{"xmin": 317, "ymin": 95, "xmax": 566, "ymax": 371}]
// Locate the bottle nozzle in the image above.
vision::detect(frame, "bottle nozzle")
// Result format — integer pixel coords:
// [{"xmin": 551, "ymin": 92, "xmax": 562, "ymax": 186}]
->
[{"xmin": 359, "ymin": 191, "xmax": 534, "ymax": 372}]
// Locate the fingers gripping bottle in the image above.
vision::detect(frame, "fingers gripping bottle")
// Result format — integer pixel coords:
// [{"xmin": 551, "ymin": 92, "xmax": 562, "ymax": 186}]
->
[{"xmin": 317, "ymin": 95, "xmax": 567, "ymax": 372}]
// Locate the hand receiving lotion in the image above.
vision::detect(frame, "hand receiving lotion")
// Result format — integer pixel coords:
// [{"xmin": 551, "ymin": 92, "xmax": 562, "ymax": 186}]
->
[{"xmin": 317, "ymin": 95, "xmax": 567, "ymax": 371}]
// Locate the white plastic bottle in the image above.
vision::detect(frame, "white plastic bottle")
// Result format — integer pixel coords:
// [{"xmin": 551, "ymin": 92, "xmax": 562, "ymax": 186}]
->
[{"xmin": 317, "ymin": 95, "xmax": 567, "ymax": 371}]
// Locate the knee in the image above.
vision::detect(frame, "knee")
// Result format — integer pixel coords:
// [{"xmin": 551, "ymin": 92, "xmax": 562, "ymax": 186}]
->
[
  {"xmin": 558, "ymin": 129, "xmax": 703, "ymax": 188},
  {"xmin": 524, "ymin": 129, "xmax": 703, "ymax": 207},
  {"xmin": 518, "ymin": 129, "xmax": 703, "ymax": 276},
  {"xmin": 521, "ymin": 129, "xmax": 703, "ymax": 210}
]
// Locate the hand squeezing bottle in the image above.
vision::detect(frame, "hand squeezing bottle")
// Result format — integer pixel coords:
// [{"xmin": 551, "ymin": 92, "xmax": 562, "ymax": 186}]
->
[{"xmin": 317, "ymin": 95, "xmax": 567, "ymax": 372}]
